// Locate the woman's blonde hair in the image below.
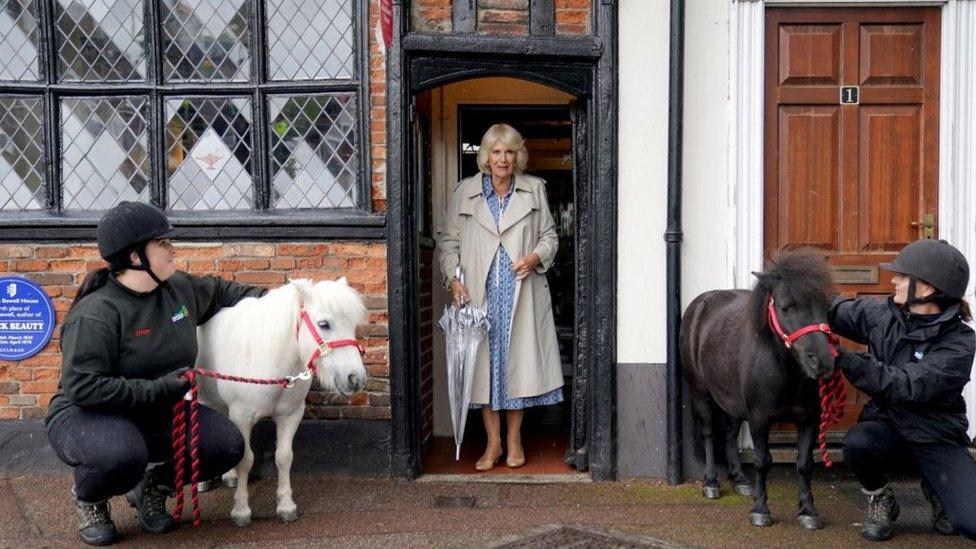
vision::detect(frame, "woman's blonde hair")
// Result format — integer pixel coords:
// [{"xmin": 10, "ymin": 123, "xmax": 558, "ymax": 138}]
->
[{"xmin": 476, "ymin": 123, "xmax": 528, "ymax": 175}]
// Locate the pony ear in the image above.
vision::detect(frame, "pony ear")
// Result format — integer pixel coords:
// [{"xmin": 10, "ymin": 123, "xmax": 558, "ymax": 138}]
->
[
  {"xmin": 338, "ymin": 276, "xmax": 348, "ymax": 286},
  {"xmin": 289, "ymin": 278, "xmax": 315, "ymax": 305}
]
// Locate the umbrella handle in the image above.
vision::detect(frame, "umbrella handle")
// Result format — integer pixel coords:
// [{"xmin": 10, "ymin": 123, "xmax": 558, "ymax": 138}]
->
[{"xmin": 454, "ymin": 265, "xmax": 466, "ymax": 309}]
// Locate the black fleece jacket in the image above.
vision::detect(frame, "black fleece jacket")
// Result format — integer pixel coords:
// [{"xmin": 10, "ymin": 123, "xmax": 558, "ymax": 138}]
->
[
  {"xmin": 45, "ymin": 272, "xmax": 265, "ymax": 424},
  {"xmin": 829, "ymin": 295, "xmax": 975, "ymax": 446}
]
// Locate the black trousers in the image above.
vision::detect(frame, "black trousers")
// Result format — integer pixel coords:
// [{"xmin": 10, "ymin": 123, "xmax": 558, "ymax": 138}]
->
[
  {"xmin": 844, "ymin": 420, "xmax": 976, "ymax": 540},
  {"xmin": 47, "ymin": 403, "xmax": 244, "ymax": 504}
]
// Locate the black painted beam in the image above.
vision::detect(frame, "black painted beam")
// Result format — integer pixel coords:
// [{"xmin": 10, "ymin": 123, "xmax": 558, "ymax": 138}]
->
[
  {"xmin": 453, "ymin": 0, "xmax": 476, "ymax": 33},
  {"xmin": 530, "ymin": 0, "xmax": 555, "ymax": 36},
  {"xmin": 403, "ymin": 32, "xmax": 602, "ymax": 59}
]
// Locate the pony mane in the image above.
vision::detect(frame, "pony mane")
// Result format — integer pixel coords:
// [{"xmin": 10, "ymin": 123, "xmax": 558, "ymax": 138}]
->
[
  {"xmin": 312, "ymin": 279, "xmax": 368, "ymax": 326},
  {"xmin": 751, "ymin": 248, "xmax": 833, "ymax": 335},
  {"xmin": 230, "ymin": 283, "xmax": 302, "ymax": 363}
]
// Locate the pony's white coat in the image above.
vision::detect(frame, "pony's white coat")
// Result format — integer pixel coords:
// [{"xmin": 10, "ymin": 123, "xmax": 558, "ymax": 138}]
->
[{"xmin": 196, "ymin": 278, "xmax": 367, "ymax": 526}]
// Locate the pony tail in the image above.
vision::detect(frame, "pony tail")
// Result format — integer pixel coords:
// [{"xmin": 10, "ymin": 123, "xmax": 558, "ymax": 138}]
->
[{"xmin": 71, "ymin": 268, "xmax": 110, "ymax": 310}]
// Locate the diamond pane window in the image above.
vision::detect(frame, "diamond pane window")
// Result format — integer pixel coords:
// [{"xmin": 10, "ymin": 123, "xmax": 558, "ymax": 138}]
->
[
  {"xmin": 61, "ymin": 97, "xmax": 150, "ymax": 210},
  {"xmin": 166, "ymin": 97, "xmax": 253, "ymax": 210},
  {"xmin": 269, "ymin": 94, "xmax": 358, "ymax": 209},
  {"xmin": 162, "ymin": 0, "xmax": 250, "ymax": 82},
  {"xmin": 0, "ymin": 97, "xmax": 44, "ymax": 210},
  {"xmin": 0, "ymin": 0, "xmax": 40, "ymax": 81},
  {"xmin": 267, "ymin": 0, "xmax": 353, "ymax": 81},
  {"xmin": 55, "ymin": 0, "xmax": 146, "ymax": 82}
]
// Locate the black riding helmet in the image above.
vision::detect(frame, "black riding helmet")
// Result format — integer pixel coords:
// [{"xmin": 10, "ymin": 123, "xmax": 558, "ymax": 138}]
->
[
  {"xmin": 880, "ymin": 239, "xmax": 970, "ymax": 305},
  {"xmin": 97, "ymin": 201, "xmax": 174, "ymax": 283}
]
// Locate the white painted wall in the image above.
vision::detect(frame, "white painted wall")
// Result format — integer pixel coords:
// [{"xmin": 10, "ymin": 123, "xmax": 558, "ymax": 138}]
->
[
  {"xmin": 618, "ymin": 0, "xmax": 671, "ymax": 364},
  {"xmin": 681, "ymin": 0, "xmax": 733, "ymax": 307}
]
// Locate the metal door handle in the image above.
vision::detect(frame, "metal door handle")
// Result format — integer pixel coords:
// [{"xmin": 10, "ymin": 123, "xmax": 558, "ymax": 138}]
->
[{"xmin": 909, "ymin": 213, "xmax": 935, "ymax": 239}]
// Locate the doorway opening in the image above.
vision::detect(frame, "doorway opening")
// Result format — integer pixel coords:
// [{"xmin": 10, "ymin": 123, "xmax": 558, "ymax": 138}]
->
[{"xmin": 414, "ymin": 77, "xmax": 581, "ymax": 475}]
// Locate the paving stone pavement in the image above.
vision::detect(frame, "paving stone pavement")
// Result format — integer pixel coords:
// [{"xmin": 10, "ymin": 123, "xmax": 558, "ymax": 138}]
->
[{"xmin": 0, "ymin": 467, "xmax": 971, "ymax": 548}]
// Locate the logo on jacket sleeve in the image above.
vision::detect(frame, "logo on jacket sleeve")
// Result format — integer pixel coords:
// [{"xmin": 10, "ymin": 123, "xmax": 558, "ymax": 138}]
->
[
  {"xmin": 171, "ymin": 305, "xmax": 189, "ymax": 323},
  {"xmin": 134, "ymin": 328, "xmax": 151, "ymax": 337}
]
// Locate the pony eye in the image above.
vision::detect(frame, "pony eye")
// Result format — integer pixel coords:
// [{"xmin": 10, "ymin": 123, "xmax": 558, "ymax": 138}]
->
[{"xmin": 317, "ymin": 320, "xmax": 331, "ymax": 330}]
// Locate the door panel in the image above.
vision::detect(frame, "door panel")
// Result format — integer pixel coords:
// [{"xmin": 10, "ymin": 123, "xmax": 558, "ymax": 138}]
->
[
  {"xmin": 778, "ymin": 106, "xmax": 840, "ymax": 249},
  {"xmin": 859, "ymin": 106, "xmax": 921, "ymax": 250},
  {"xmin": 765, "ymin": 7, "xmax": 941, "ymax": 433}
]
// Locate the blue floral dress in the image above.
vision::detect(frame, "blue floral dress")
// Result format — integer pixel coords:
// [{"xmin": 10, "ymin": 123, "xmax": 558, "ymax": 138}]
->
[{"xmin": 476, "ymin": 174, "xmax": 563, "ymax": 411}]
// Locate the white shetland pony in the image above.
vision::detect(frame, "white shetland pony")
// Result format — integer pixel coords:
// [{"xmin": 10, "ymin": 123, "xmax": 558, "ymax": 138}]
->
[{"xmin": 195, "ymin": 277, "xmax": 367, "ymax": 527}]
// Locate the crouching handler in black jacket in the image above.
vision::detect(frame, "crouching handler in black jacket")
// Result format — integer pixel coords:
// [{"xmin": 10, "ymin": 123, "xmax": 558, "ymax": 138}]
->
[
  {"xmin": 829, "ymin": 239, "xmax": 976, "ymax": 542},
  {"xmin": 45, "ymin": 202, "xmax": 266, "ymax": 546}
]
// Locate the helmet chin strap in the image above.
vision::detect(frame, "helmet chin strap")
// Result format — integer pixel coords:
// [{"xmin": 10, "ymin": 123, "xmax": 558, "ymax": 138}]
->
[
  {"xmin": 905, "ymin": 276, "xmax": 941, "ymax": 308},
  {"xmin": 128, "ymin": 245, "xmax": 167, "ymax": 287}
]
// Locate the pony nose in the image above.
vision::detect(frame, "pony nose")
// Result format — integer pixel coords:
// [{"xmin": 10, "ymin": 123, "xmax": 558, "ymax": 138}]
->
[{"xmin": 348, "ymin": 372, "xmax": 366, "ymax": 393}]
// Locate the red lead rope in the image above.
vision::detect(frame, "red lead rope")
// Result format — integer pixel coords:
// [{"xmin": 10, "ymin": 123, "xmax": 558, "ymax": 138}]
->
[
  {"xmin": 170, "ymin": 309, "xmax": 365, "ymax": 526},
  {"xmin": 766, "ymin": 297, "xmax": 846, "ymax": 467}
]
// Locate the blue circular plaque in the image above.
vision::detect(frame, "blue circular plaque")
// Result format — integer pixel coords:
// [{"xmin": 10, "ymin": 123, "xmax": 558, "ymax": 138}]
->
[{"xmin": 0, "ymin": 277, "xmax": 56, "ymax": 361}]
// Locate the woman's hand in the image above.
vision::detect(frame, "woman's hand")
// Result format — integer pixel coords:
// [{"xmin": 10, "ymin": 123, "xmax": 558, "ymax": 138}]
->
[
  {"xmin": 450, "ymin": 278, "xmax": 471, "ymax": 308},
  {"xmin": 512, "ymin": 253, "xmax": 540, "ymax": 280}
]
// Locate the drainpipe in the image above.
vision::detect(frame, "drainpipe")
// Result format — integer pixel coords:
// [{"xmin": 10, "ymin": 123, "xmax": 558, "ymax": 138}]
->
[{"xmin": 665, "ymin": 0, "xmax": 686, "ymax": 486}]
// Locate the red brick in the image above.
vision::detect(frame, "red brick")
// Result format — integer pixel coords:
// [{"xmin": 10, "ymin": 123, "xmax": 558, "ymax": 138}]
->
[
  {"xmin": 3, "ymin": 245, "xmax": 33, "ymax": 258},
  {"xmin": 235, "ymin": 272, "xmax": 286, "ymax": 285},
  {"xmin": 244, "ymin": 259, "xmax": 270, "ymax": 270},
  {"xmin": 0, "ymin": 381, "xmax": 20, "ymax": 393},
  {"xmin": 0, "ymin": 396, "xmax": 7, "ymax": 406},
  {"xmin": 479, "ymin": 8, "xmax": 529, "ymax": 24},
  {"xmin": 269, "ymin": 258, "xmax": 296, "ymax": 270},
  {"xmin": 175, "ymin": 246, "xmax": 222, "ymax": 259},
  {"xmin": 555, "ymin": 0, "xmax": 590, "ymax": 8},
  {"xmin": 366, "ymin": 363, "xmax": 389, "ymax": 377},
  {"xmin": 49, "ymin": 259, "xmax": 86, "ymax": 271},
  {"xmin": 217, "ymin": 259, "xmax": 244, "ymax": 271},
  {"xmin": 35, "ymin": 247, "xmax": 69, "ymax": 258},
  {"xmin": 349, "ymin": 392, "xmax": 368, "ymax": 406},
  {"xmin": 238, "ymin": 244, "xmax": 276, "ymax": 257},
  {"xmin": 33, "ymin": 368, "xmax": 61, "ymax": 380},
  {"xmin": 38, "ymin": 393, "xmax": 54, "ymax": 407},
  {"xmin": 22, "ymin": 354, "xmax": 60, "ymax": 368},
  {"xmin": 4, "ymin": 368, "xmax": 32, "ymax": 381},
  {"xmin": 556, "ymin": 22, "xmax": 587, "ymax": 35},
  {"xmin": 13, "ymin": 259, "xmax": 48, "ymax": 271},
  {"xmin": 44, "ymin": 286, "xmax": 63, "ymax": 298},
  {"xmin": 27, "ymin": 273, "xmax": 75, "ymax": 287},
  {"xmin": 482, "ymin": 0, "xmax": 528, "ymax": 8},
  {"xmin": 186, "ymin": 259, "xmax": 216, "ymax": 272},
  {"xmin": 68, "ymin": 247, "xmax": 101, "ymax": 259},
  {"xmin": 555, "ymin": 9, "xmax": 589, "ymax": 25},
  {"xmin": 21, "ymin": 380, "xmax": 59, "ymax": 394},
  {"xmin": 0, "ymin": 408, "xmax": 20, "ymax": 419},
  {"xmin": 478, "ymin": 22, "xmax": 528, "ymax": 35}
]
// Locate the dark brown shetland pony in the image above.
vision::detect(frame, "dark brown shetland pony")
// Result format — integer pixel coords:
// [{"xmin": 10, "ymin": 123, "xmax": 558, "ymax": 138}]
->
[{"xmin": 680, "ymin": 248, "xmax": 836, "ymax": 530}]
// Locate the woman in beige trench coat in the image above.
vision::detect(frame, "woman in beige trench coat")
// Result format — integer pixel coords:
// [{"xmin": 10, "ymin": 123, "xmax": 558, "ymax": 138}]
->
[{"xmin": 437, "ymin": 123, "xmax": 563, "ymax": 471}]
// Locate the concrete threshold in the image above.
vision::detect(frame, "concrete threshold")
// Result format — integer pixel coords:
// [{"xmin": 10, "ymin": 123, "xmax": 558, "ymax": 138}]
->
[{"xmin": 416, "ymin": 473, "xmax": 592, "ymax": 484}]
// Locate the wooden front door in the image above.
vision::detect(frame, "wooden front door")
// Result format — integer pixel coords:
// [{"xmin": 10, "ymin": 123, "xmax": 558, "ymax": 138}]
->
[{"xmin": 764, "ymin": 7, "xmax": 941, "ymax": 430}]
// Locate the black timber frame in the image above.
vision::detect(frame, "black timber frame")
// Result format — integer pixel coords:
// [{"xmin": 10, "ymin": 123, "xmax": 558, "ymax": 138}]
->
[
  {"xmin": 386, "ymin": 2, "xmax": 617, "ymax": 480},
  {"xmin": 0, "ymin": 0, "xmax": 381, "ymax": 242}
]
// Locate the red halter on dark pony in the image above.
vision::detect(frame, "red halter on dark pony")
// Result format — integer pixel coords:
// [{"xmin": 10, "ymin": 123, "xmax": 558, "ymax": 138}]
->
[
  {"xmin": 766, "ymin": 297, "xmax": 846, "ymax": 468},
  {"xmin": 170, "ymin": 307, "xmax": 365, "ymax": 526}
]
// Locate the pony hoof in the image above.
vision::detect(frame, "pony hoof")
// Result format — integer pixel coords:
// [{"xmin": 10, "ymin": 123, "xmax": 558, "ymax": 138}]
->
[
  {"xmin": 197, "ymin": 479, "xmax": 217, "ymax": 493},
  {"xmin": 231, "ymin": 515, "xmax": 251, "ymax": 528},
  {"xmin": 733, "ymin": 483, "xmax": 753, "ymax": 497},
  {"xmin": 798, "ymin": 515, "xmax": 822, "ymax": 530},
  {"xmin": 702, "ymin": 486, "xmax": 722, "ymax": 500},
  {"xmin": 223, "ymin": 476, "xmax": 238, "ymax": 488},
  {"xmin": 749, "ymin": 512, "xmax": 773, "ymax": 527},
  {"xmin": 278, "ymin": 509, "xmax": 298, "ymax": 523}
]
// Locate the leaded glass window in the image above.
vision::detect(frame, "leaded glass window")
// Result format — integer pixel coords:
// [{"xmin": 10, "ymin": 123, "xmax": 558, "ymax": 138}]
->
[
  {"xmin": 0, "ymin": 0, "xmax": 368, "ymax": 220},
  {"xmin": 0, "ymin": 0, "xmax": 41, "ymax": 81}
]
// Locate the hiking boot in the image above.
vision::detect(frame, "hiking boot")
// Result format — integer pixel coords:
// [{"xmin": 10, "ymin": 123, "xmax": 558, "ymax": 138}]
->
[
  {"xmin": 921, "ymin": 480, "xmax": 956, "ymax": 535},
  {"xmin": 125, "ymin": 467, "xmax": 176, "ymax": 534},
  {"xmin": 862, "ymin": 485, "xmax": 900, "ymax": 542},
  {"xmin": 73, "ymin": 496, "xmax": 116, "ymax": 546}
]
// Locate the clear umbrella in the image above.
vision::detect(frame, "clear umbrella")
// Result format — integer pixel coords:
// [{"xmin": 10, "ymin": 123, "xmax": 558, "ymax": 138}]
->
[{"xmin": 437, "ymin": 266, "xmax": 491, "ymax": 460}]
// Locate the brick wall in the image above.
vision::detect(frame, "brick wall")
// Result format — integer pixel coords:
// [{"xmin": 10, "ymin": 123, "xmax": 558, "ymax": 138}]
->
[
  {"xmin": 369, "ymin": 0, "xmax": 388, "ymax": 211},
  {"xmin": 410, "ymin": 0, "xmax": 591, "ymax": 36},
  {"xmin": 478, "ymin": 0, "xmax": 529, "ymax": 36},
  {"xmin": 0, "ymin": 242, "xmax": 389, "ymax": 421},
  {"xmin": 555, "ymin": 0, "xmax": 591, "ymax": 35}
]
